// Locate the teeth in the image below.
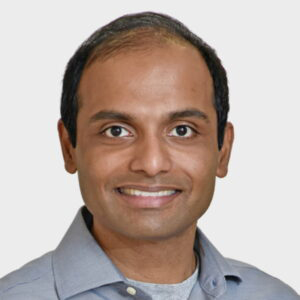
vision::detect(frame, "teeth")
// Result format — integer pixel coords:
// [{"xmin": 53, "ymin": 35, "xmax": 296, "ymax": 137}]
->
[{"xmin": 120, "ymin": 188, "xmax": 177, "ymax": 197}]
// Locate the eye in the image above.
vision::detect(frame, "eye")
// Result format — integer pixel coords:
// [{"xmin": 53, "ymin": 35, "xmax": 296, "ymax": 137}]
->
[
  {"xmin": 168, "ymin": 125, "xmax": 196, "ymax": 138},
  {"xmin": 102, "ymin": 126, "xmax": 132, "ymax": 138}
]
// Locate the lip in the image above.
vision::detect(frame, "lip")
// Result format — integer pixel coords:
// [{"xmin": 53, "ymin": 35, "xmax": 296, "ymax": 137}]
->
[
  {"xmin": 115, "ymin": 185, "xmax": 182, "ymax": 208},
  {"xmin": 117, "ymin": 184, "xmax": 181, "ymax": 192}
]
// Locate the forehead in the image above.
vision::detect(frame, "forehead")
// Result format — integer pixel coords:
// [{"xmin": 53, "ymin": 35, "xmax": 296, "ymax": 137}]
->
[
  {"xmin": 85, "ymin": 27, "xmax": 190, "ymax": 68},
  {"xmin": 77, "ymin": 43, "xmax": 214, "ymax": 118}
]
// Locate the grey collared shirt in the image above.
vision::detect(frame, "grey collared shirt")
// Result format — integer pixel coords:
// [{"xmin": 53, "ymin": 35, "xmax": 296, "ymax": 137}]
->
[{"xmin": 0, "ymin": 206, "xmax": 299, "ymax": 299}]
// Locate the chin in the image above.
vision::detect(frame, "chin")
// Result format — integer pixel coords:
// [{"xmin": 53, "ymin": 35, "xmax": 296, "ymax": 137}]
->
[{"xmin": 115, "ymin": 218, "xmax": 196, "ymax": 241}]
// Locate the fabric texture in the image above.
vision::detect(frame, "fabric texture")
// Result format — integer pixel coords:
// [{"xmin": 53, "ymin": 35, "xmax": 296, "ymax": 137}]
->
[
  {"xmin": 125, "ymin": 251, "xmax": 199, "ymax": 300},
  {"xmin": 0, "ymin": 206, "xmax": 299, "ymax": 300}
]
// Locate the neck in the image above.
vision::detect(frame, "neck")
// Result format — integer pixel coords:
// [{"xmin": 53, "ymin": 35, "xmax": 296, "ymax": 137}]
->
[{"xmin": 92, "ymin": 222, "xmax": 198, "ymax": 284}]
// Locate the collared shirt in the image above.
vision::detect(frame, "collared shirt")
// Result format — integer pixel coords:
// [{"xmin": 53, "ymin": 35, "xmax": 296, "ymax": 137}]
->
[
  {"xmin": 126, "ymin": 249, "xmax": 200, "ymax": 300},
  {"xmin": 0, "ymin": 206, "xmax": 299, "ymax": 299}
]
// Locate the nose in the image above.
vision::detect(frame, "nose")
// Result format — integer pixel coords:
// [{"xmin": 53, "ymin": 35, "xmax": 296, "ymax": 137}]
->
[{"xmin": 129, "ymin": 134, "xmax": 172, "ymax": 177}]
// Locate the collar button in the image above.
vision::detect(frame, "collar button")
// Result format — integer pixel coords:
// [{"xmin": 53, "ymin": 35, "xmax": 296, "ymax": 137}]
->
[
  {"xmin": 126, "ymin": 286, "xmax": 137, "ymax": 295},
  {"xmin": 212, "ymin": 278, "xmax": 218, "ymax": 287}
]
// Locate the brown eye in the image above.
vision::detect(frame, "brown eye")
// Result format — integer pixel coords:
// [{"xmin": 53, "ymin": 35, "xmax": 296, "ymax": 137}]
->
[
  {"xmin": 169, "ymin": 125, "xmax": 194, "ymax": 137},
  {"xmin": 103, "ymin": 126, "xmax": 131, "ymax": 137}
]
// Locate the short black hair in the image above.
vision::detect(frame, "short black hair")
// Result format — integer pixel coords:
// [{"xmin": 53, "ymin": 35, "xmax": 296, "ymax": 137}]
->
[{"xmin": 60, "ymin": 11, "xmax": 229, "ymax": 149}]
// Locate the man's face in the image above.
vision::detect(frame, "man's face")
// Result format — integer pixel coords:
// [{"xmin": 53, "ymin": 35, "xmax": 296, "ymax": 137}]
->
[{"xmin": 59, "ymin": 43, "xmax": 233, "ymax": 240}]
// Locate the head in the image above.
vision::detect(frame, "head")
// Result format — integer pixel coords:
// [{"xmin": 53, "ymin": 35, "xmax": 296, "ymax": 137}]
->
[
  {"xmin": 61, "ymin": 12, "xmax": 229, "ymax": 150},
  {"xmin": 58, "ymin": 12, "xmax": 234, "ymax": 241}
]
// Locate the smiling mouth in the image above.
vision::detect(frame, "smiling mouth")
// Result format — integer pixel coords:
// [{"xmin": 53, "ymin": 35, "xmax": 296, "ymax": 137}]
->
[
  {"xmin": 115, "ymin": 186, "xmax": 182, "ymax": 208},
  {"xmin": 117, "ymin": 188, "xmax": 179, "ymax": 197}
]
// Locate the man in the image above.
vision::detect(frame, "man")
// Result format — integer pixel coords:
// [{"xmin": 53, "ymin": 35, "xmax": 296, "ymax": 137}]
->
[{"xmin": 0, "ymin": 11, "xmax": 298, "ymax": 300}]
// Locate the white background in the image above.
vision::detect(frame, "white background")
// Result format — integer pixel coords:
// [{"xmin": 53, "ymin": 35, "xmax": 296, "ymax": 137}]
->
[{"xmin": 0, "ymin": 0, "xmax": 299, "ymax": 293}]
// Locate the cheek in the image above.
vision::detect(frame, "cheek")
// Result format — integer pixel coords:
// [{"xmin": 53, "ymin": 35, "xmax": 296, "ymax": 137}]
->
[
  {"xmin": 175, "ymin": 146, "xmax": 219, "ymax": 180},
  {"xmin": 77, "ymin": 146, "xmax": 127, "ymax": 191},
  {"xmin": 78, "ymin": 145, "xmax": 111, "ymax": 173},
  {"xmin": 75, "ymin": 148, "xmax": 105, "ymax": 201},
  {"xmin": 76, "ymin": 148, "xmax": 120, "ymax": 213}
]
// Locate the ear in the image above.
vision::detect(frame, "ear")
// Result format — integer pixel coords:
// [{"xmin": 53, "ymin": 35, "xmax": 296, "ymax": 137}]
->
[
  {"xmin": 216, "ymin": 122, "xmax": 234, "ymax": 178},
  {"xmin": 57, "ymin": 119, "xmax": 77, "ymax": 174}
]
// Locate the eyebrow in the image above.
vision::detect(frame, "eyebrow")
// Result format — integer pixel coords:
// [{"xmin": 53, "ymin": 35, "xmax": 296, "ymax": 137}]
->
[
  {"xmin": 89, "ymin": 108, "xmax": 209, "ymax": 124},
  {"xmin": 168, "ymin": 109, "xmax": 209, "ymax": 122},
  {"xmin": 89, "ymin": 110, "xmax": 133, "ymax": 123}
]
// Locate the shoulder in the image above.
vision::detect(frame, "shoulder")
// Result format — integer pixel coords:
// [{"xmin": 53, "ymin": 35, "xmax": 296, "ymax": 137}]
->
[
  {"xmin": 225, "ymin": 257, "xmax": 299, "ymax": 299},
  {"xmin": 0, "ymin": 251, "xmax": 58, "ymax": 299}
]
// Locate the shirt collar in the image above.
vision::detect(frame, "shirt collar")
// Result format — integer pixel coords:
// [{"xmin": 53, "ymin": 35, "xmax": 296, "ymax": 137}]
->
[
  {"xmin": 194, "ymin": 229, "xmax": 242, "ymax": 297},
  {"xmin": 52, "ymin": 206, "xmax": 125, "ymax": 299},
  {"xmin": 52, "ymin": 206, "xmax": 242, "ymax": 299}
]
